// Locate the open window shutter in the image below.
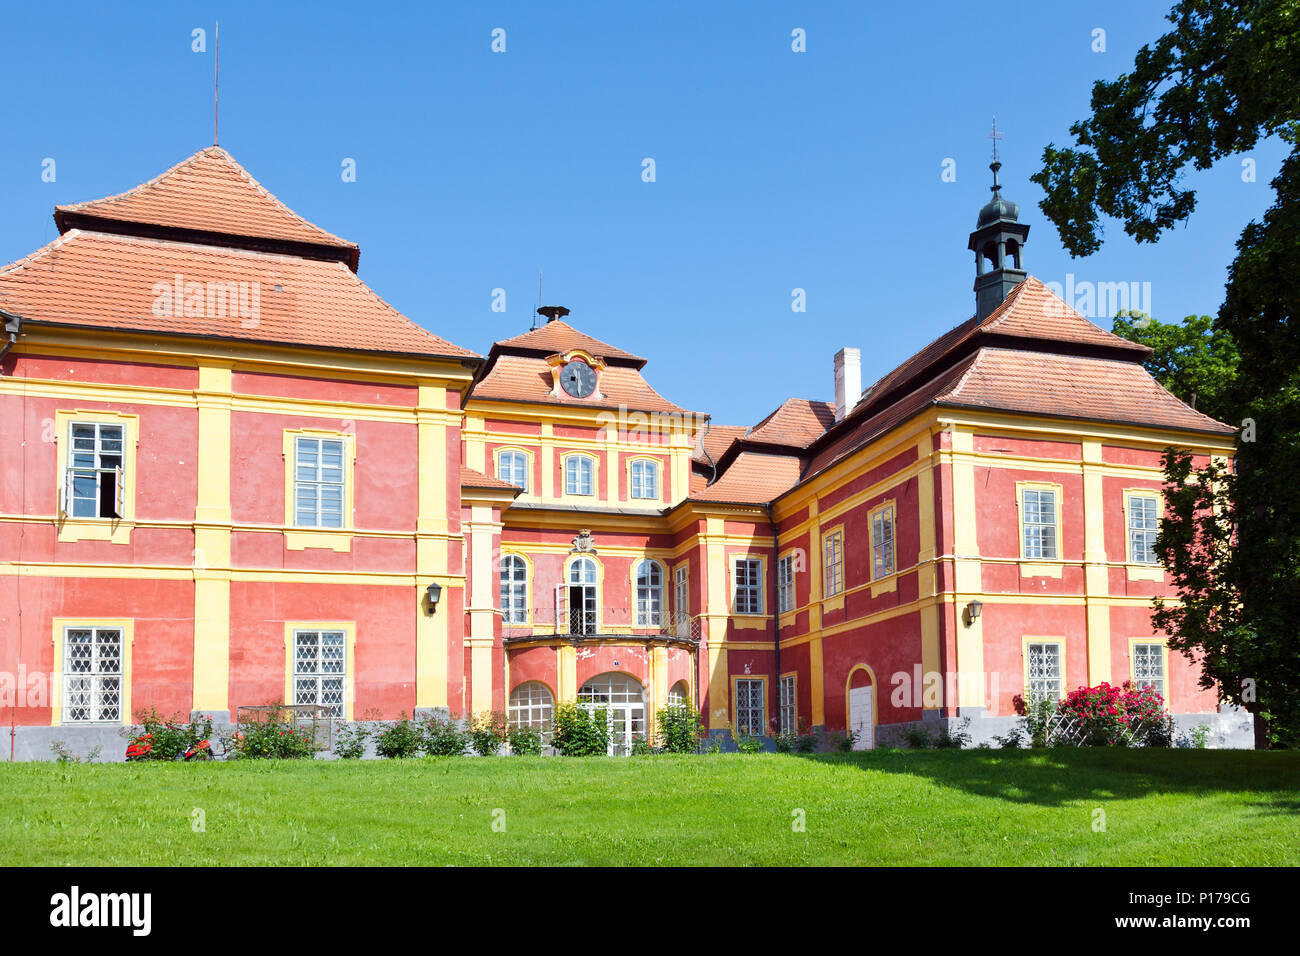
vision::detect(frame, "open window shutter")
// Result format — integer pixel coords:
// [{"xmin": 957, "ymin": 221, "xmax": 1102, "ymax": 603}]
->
[
  {"xmin": 61, "ymin": 468, "xmax": 72, "ymax": 516},
  {"xmin": 114, "ymin": 465, "xmax": 125, "ymax": 519}
]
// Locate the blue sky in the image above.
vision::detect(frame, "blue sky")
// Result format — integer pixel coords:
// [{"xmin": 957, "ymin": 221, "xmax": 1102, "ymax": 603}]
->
[{"xmin": 0, "ymin": 1, "xmax": 1285, "ymax": 426}]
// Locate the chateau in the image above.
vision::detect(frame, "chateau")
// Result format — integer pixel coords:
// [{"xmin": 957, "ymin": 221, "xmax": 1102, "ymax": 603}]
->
[{"xmin": 0, "ymin": 146, "xmax": 1251, "ymax": 758}]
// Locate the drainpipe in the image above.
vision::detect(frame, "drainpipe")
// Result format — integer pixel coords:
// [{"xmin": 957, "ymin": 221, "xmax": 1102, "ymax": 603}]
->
[
  {"xmin": 0, "ymin": 310, "xmax": 20, "ymax": 372},
  {"xmin": 766, "ymin": 503, "xmax": 780, "ymax": 737}
]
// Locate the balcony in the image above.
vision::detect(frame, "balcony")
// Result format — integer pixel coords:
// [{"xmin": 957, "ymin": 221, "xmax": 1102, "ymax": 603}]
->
[{"xmin": 503, "ymin": 609, "xmax": 703, "ymax": 646}]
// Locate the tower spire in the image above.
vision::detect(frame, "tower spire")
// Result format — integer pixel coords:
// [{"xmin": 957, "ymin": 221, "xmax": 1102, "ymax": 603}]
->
[
  {"xmin": 968, "ymin": 120, "xmax": 1029, "ymax": 320},
  {"xmin": 213, "ymin": 21, "xmax": 220, "ymax": 145}
]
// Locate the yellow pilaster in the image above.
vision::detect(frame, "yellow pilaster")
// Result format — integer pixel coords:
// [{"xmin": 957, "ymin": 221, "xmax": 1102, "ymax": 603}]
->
[
  {"xmin": 916, "ymin": 432, "xmax": 941, "ymax": 710},
  {"xmin": 809, "ymin": 635, "xmax": 824, "ymax": 726},
  {"xmin": 540, "ymin": 423, "xmax": 555, "ymax": 500},
  {"xmin": 704, "ymin": 518, "xmax": 731, "ymax": 728},
  {"xmin": 416, "ymin": 384, "xmax": 450, "ymax": 710},
  {"xmin": 1082, "ymin": 440, "xmax": 1112, "ymax": 683},
  {"xmin": 950, "ymin": 429, "xmax": 985, "ymax": 708},
  {"xmin": 465, "ymin": 503, "xmax": 500, "ymax": 714},
  {"xmin": 649, "ymin": 643, "xmax": 668, "ymax": 739},
  {"xmin": 557, "ymin": 643, "xmax": 577, "ymax": 700},
  {"xmin": 192, "ymin": 364, "xmax": 233, "ymax": 714}
]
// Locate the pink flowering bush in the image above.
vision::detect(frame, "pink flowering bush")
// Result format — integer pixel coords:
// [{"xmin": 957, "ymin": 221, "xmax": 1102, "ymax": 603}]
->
[{"xmin": 1057, "ymin": 681, "xmax": 1173, "ymax": 746}]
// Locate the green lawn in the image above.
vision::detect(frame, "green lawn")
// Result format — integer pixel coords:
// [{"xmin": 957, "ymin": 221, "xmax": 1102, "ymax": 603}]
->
[{"xmin": 1, "ymin": 749, "xmax": 1297, "ymax": 866}]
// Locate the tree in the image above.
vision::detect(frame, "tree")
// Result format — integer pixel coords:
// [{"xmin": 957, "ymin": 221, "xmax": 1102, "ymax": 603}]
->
[
  {"xmin": 1036, "ymin": 0, "xmax": 1300, "ymax": 746},
  {"xmin": 1110, "ymin": 312, "xmax": 1239, "ymax": 424}
]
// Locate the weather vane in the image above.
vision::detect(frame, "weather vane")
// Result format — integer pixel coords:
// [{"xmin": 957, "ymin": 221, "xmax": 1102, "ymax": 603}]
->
[{"xmin": 988, "ymin": 117, "xmax": 1004, "ymax": 164}]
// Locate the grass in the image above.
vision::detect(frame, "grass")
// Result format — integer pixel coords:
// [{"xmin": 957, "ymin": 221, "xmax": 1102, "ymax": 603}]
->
[{"xmin": 1, "ymin": 749, "xmax": 1297, "ymax": 866}]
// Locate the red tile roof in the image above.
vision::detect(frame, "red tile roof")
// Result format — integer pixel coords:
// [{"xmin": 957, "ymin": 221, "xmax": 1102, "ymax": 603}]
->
[
  {"xmin": 460, "ymin": 465, "xmax": 521, "ymax": 492},
  {"xmin": 494, "ymin": 320, "xmax": 646, "ymax": 367},
  {"xmin": 690, "ymin": 451, "xmax": 803, "ymax": 505},
  {"xmin": 471, "ymin": 353, "xmax": 691, "ymax": 415},
  {"xmin": 848, "ymin": 276, "xmax": 1150, "ymax": 422},
  {"xmin": 692, "ymin": 424, "xmax": 748, "ymax": 464},
  {"xmin": 0, "ymin": 230, "xmax": 476, "ymax": 359},
  {"xmin": 54, "ymin": 146, "xmax": 360, "ymax": 269},
  {"xmin": 746, "ymin": 398, "xmax": 836, "ymax": 449}
]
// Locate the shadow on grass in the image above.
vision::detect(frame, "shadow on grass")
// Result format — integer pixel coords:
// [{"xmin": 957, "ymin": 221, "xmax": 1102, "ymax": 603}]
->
[{"xmin": 803, "ymin": 747, "xmax": 1300, "ymax": 810}]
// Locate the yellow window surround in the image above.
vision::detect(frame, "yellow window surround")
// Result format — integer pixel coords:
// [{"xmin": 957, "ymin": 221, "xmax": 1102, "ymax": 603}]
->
[
  {"xmin": 50, "ymin": 617, "xmax": 134, "ymax": 727},
  {"xmin": 1123, "ymin": 489, "xmax": 1165, "ymax": 581},
  {"xmin": 54, "ymin": 409, "xmax": 140, "ymax": 544},
  {"xmin": 868, "ymin": 499, "xmax": 898, "ymax": 594},
  {"xmin": 1021, "ymin": 635, "xmax": 1067, "ymax": 702},
  {"xmin": 1015, "ymin": 481, "xmax": 1065, "ymax": 575},
  {"xmin": 282, "ymin": 622, "xmax": 357, "ymax": 721},
  {"xmin": 626, "ymin": 455, "xmax": 664, "ymax": 503},
  {"xmin": 282, "ymin": 428, "xmax": 355, "ymax": 552}
]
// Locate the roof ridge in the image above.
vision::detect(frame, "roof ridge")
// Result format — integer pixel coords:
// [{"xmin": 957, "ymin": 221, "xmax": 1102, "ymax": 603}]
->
[{"xmin": 0, "ymin": 229, "xmax": 79, "ymax": 277}]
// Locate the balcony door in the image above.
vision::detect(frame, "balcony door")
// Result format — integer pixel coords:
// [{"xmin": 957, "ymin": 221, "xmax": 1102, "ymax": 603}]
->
[{"xmin": 567, "ymin": 557, "xmax": 598, "ymax": 635}]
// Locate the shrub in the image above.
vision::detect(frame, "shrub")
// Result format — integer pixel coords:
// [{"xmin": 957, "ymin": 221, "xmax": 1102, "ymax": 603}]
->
[
  {"xmin": 934, "ymin": 717, "xmax": 971, "ymax": 749},
  {"xmin": 734, "ymin": 735, "xmax": 764, "ymax": 754},
  {"xmin": 656, "ymin": 704, "xmax": 704, "ymax": 753},
  {"xmin": 833, "ymin": 729, "xmax": 858, "ymax": 753},
  {"xmin": 507, "ymin": 724, "xmax": 543, "ymax": 755},
  {"xmin": 468, "ymin": 711, "xmax": 507, "ymax": 756},
  {"xmin": 630, "ymin": 735, "xmax": 654, "ymax": 755},
  {"xmin": 127, "ymin": 707, "xmax": 214, "ymax": 761},
  {"xmin": 795, "ymin": 730, "xmax": 819, "ymax": 753},
  {"xmin": 334, "ymin": 723, "xmax": 369, "ymax": 760},
  {"xmin": 373, "ymin": 715, "xmax": 425, "ymax": 759},
  {"xmin": 49, "ymin": 741, "xmax": 102, "ymax": 763},
  {"xmin": 901, "ymin": 724, "xmax": 932, "ymax": 749},
  {"xmin": 774, "ymin": 732, "xmax": 798, "ymax": 753},
  {"xmin": 422, "ymin": 714, "xmax": 468, "ymax": 756},
  {"xmin": 229, "ymin": 704, "xmax": 319, "ymax": 759},
  {"xmin": 1056, "ymin": 681, "xmax": 1173, "ymax": 747},
  {"xmin": 550, "ymin": 703, "xmax": 610, "ymax": 756},
  {"xmin": 993, "ymin": 726, "xmax": 1024, "ymax": 749}
]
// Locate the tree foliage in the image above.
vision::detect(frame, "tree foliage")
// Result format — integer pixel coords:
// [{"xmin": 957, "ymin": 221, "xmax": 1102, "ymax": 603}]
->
[
  {"xmin": 1038, "ymin": 0, "xmax": 1300, "ymax": 745},
  {"xmin": 1111, "ymin": 312, "xmax": 1240, "ymax": 423}
]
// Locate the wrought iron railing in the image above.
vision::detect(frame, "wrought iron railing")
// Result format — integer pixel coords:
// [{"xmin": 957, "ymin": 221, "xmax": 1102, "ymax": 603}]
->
[{"xmin": 503, "ymin": 609, "xmax": 702, "ymax": 643}]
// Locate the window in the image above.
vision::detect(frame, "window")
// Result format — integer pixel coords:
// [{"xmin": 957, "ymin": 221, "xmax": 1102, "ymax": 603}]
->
[
  {"xmin": 1026, "ymin": 641, "xmax": 1063, "ymax": 701},
  {"xmin": 497, "ymin": 450, "xmax": 529, "ymax": 491},
  {"xmin": 62, "ymin": 626, "xmax": 122, "ymax": 722},
  {"xmin": 1132, "ymin": 642, "xmax": 1166, "ymax": 698},
  {"xmin": 64, "ymin": 422, "xmax": 124, "ymax": 518},
  {"xmin": 777, "ymin": 554, "xmax": 795, "ymax": 613},
  {"xmin": 565, "ymin": 454, "xmax": 595, "ymax": 496},
  {"xmin": 823, "ymin": 529, "xmax": 844, "ymax": 596},
  {"xmin": 1128, "ymin": 493, "xmax": 1160, "ymax": 565},
  {"xmin": 508, "ymin": 682, "xmax": 554, "ymax": 734},
  {"xmin": 871, "ymin": 504, "xmax": 896, "ymax": 579},
  {"xmin": 635, "ymin": 560, "xmax": 664, "ymax": 626},
  {"xmin": 733, "ymin": 558, "xmax": 763, "ymax": 615},
  {"xmin": 567, "ymin": 556, "xmax": 599, "ymax": 634},
  {"xmin": 294, "ymin": 436, "xmax": 346, "ymax": 528},
  {"xmin": 1021, "ymin": 487, "xmax": 1058, "ymax": 560},
  {"xmin": 630, "ymin": 459, "xmax": 659, "ymax": 499},
  {"xmin": 500, "ymin": 554, "xmax": 528, "ymax": 625},
  {"xmin": 674, "ymin": 564, "xmax": 690, "ymax": 626},
  {"xmin": 779, "ymin": 674, "xmax": 797, "ymax": 736},
  {"xmin": 667, "ymin": 681, "xmax": 689, "ymax": 709},
  {"xmin": 293, "ymin": 629, "xmax": 346, "ymax": 717},
  {"xmin": 734, "ymin": 678, "xmax": 765, "ymax": 737}
]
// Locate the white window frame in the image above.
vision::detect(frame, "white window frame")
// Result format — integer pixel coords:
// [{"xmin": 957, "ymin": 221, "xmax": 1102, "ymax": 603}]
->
[
  {"xmin": 508, "ymin": 682, "xmax": 554, "ymax": 734},
  {"xmin": 823, "ymin": 529, "xmax": 844, "ymax": 596},
  {"xmin": 777, "ymin": 554, "xmax": 795, "ymax": 613},
  {"xmin": 1021, "ymin": 488, "xmax": 1058, "ymax": 560},
  {"xmin": 1026, "ymin": 640, "xmax": 1063, "ymax": 701},
  {"xmin": 779, "ymin": 674, "xmax": 797, "ymax": 736},
  {"xmin": 1127, "ymin": 493, "xmax": 1160, "ymax": 565},
  {"xmin": 293, "ymin": 436, "xmax": 346, "ymax": 528},
  {"xmin": 497, "ymin": 450, "xmax": 529, "ymax": 491},
  {"xmin": 630, "ymin": 459, "xmax": 659, "ymax": 499},
  {"xmin": 871, "ymin": 504, "xmax": 896, "ymax": 580},
  {"xmin": 500, "ymin": 554, "xmax": 529, "ymax": 625},
  {"xmin": 733, "ymin": 557, "xmax": 763, "ymax": 615},
  {"xmin": 293, "ymin": 629, "xmax": 347, "ymax": 717},
  {"xmin": 635, "ymin": 560, "xmax": 664, "ymax": 627},
  {"xmin": 64, "ymin": 421, "xmax": 125, "ymax": 519},
  {"xmin": 734, "ymin": 677, "xmax": 765, "ymax": 737},
  {"xmin": 1132, "ymin": 642, "xmax": 1166, "ymax": 698},
  {"xmin": 564, "ymin": 454, "xmax": 595, "ymax": 496},
  {"xmin": 62, "ymin": 626, "xmax": 123, "ymax": 723}
]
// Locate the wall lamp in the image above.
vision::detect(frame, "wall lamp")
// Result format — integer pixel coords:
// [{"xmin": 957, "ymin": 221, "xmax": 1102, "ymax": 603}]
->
[
  {"xmin": 426, "ymin": 582, "xmax": 443, "ymax": 615},
  {"xmin": 963, "ymin": 600, "xmax": 983, "ymax": 627}
]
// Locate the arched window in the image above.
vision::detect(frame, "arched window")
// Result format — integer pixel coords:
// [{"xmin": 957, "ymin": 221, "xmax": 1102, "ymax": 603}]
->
[
  {"xmin": 635, "ymin": 559, "xmax": 664, "ymax": 626},
  {"xmin": 500, "ymin": 554, "xmax": 528, "ymax": 625},
  {"xmin": 565, "ymin": 454, "xmax": 595, "ymax": 496},
  {"xmin": 630, "ymin": 459, "xmax": 659, "ymax": 499},
  {"xmin": 497, "ymin": 450, "xmax": 529, "ymax": 491},
  {"xmin": 579, "ymin": 672, "xmax": 645, "ymax": 756},
  {"xmin": 508, "ymin": 682, "xmax": 554, "ymax": 733},
  {"xmin": 567, "ymin": 556, "xmax": 598, "ymax": 634},
  {"xmin": 667, "ymin": 680, "xmax": 689, "ymax": 710}
]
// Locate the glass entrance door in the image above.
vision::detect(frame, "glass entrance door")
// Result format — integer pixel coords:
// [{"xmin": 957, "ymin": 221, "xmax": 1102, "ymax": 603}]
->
[{"xmin": 578, "ymin": 673, "xmax": 646, "ymax": 755}]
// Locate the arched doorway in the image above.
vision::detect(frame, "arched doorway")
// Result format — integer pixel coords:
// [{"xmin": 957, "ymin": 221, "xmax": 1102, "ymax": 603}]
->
[
  {"xmin": 846, "ymin": 665, "xmax": 876, "ymax": 750},
  {"xmin": 579, "ymin": 672, "xmax": 645, "ymax": 755}
]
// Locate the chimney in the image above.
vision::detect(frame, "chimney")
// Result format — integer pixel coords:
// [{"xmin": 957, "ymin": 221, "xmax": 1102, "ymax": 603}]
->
[
  {"xmin": 834, "ymin": 347, "xmax": 861, "ymax": 422},
  {"xmin": 536, "ymin": 305, "xmax": 570, "ymax": 325}
]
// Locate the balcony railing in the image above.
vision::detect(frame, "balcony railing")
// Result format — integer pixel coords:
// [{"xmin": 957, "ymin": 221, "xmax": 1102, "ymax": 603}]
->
[{"xmin": 503, "ymin": 609, "xmax": 702, "ymax": 644}]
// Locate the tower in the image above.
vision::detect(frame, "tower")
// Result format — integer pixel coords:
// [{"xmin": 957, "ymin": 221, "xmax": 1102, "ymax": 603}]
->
[{"xmin": 967, "ymin": 122, "xmax": 1030, "ymax": 320}]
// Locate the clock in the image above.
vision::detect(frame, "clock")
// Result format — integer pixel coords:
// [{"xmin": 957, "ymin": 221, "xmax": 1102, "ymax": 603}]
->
[{"xmin": 559, "ymin": 359, "xmax": 597, "ymax": 398}]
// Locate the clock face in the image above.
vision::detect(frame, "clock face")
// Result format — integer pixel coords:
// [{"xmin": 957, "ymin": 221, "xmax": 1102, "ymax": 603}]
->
[{"xmin": 559, "ymin": 360, "xmax": 597, "ymax": 398}]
